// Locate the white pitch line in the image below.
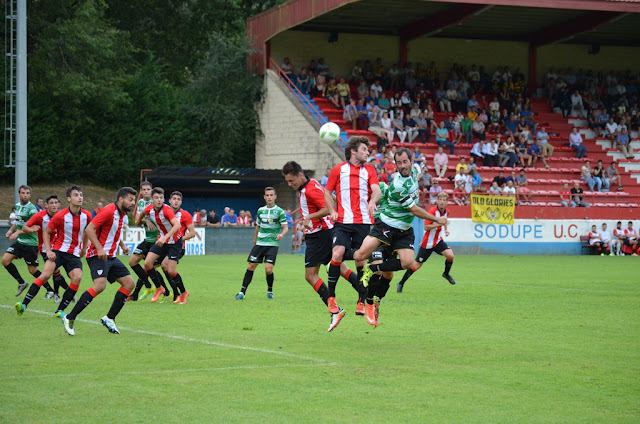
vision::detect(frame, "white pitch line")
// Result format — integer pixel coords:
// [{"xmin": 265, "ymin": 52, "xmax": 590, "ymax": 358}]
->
[
  {"xmin": 0, "ymin": 362, "xmax": 337, "ymax": 381},
  {"xmin": 0, "ymin": 304, "xmax": 331, "ymax": 364}
]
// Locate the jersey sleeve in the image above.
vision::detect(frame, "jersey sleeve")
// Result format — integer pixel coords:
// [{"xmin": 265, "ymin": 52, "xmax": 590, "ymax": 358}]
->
[
  {"xmin": 325, "ymin": 165, "xmax": 341, "ymax": 192},
  {"xmin": 424, "ymin": 206, "xmax": 438, "ymax": 226},
  {"xmin": 181, "ymin": 210, "xmax": 193, "ymax": 227},
  {"xmin": 143, "ymin": 204, "xmax": 153, "ymax": 216},
  {"xmin": 83, "ymin": 209, "xmax": 93, "ymax": 224},
  {"xmin": 306, "ymin": 182, "xmax": 326, "ymax": 208},
  {"xmin": 47, "ymin": 210, "xmax": 64, "ymax": 231},
  {"xmin": 366, "ymin": 165, "xmax": 380, "ymax": 186},
  {"xmin": 388, "ymin": 183, "xmax": 416, "ymax": 210},
  {"xmin": 278, "ymin": 209, "xmax": 288, "ymax": 225},
  {"xmin": 137, "ymin": 200, "xmax": 146, "ymax": 214},
  {"xmin": 26, "ymin": 211, "xmax": 43, "ymax": 227},
  {"xmin": 162, "ymin": 205, "xmax": 176, "ymax": 221}
]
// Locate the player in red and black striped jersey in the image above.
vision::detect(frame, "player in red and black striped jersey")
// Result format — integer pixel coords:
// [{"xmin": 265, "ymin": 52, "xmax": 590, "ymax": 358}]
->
[
  {"xmin": 60, "ymin": 187, "xmax": 138, "ymax": 336},
  {"xmin": 396, "ymin": 192, "xmax": 456, "ymax": 292}
]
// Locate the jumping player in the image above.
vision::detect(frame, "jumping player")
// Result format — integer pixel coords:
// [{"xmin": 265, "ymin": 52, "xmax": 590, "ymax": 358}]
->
[
  {"xmin": 16, "ymin": 186, "xmax": 91, "ymax": 316},
  {"xmin": 324, "ymin": 136, "xmax": 381, "ymax": 330},
  {"xmin": 128, "ymin": 181, "xmax": 168, "ymax": 301},
  {"xmin": 3, "ymin": 185, "xmax": 41, "ymax": 296},
  {"xmin": 353, "ymin": 148, "xmax": 448, "ymax": 326},
  {"xmin": 61, "ymin": 187, "xmax": 138, "ymax": 336},
  {"xmin": 133, "ymin": 187, "xmax": 182, "ymax": 303},
  {"xmin": 234, "ymin": 187, "xmax": 288, "ymax": 300},
  {"xmin": 396, "ymin": 191, "xmax": 456, "ymax": 293}
]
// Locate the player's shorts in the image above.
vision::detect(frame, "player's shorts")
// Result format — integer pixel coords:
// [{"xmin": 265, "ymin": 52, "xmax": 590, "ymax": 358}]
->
[
  {"xmin": 368, "ymin": 243, "xmax": 395, "ymax": 263},
  {"xmin": 132, "ymin": 240, "xmax": 154, "ymax": 257},
  {"xmin": 48, "ymin": 250, "xmax": 83, "ymax": 274},
  {"xmin": 332, "ymin": 223, "xmax": 370, "ymax": 250},
  {"xmin": 149, "ymin": 239, "xmax": 184, "ymax": 263},
  {"xmin": 415, "ymin": 240, "xmax": 450, "ymax": 263},
  {"xmin": 368, "ymin": 220, "xmax": 415, "ymax": 252},
  {"xmin": 87, "ymin": 256, "xmax": 131, "ymax": 283},
  {"xmin": 247, "ymin": 245, "xmax": 279, "ymax": 264},
  {"xmin": 304, "ymin": 229, "xmax": 332, "ymax": 268},
  {"xmin": 6, "ymin": 242, "xmax": 39, "ymax": 266}
]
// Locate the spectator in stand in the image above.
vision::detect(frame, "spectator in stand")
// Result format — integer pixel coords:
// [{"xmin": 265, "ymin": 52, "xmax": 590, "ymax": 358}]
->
[
  {"xmin": 454, "ymin": 167, "xmax": 470, "ymax": 194},
  {"xmin": 403, "ymin": 113, "xmax": 419, "ymax": 143},
  {"xmin": 492, "ymin": 170, "xmax": 507, "ymax": 189},
  {"xmin": 527, "ymin": 140, "xmax": 545, "ymax": 168},
  {"xmin": 596, "ymin": 108, "xmax": 609, "ymax": 129},
  {"xmin": 517, "ymin": 116, "xmax": 532, "ymax": 142},
  {"xmin": 388, "ymin": 64, "xmax": 402, "ymax": 91},
  {"xmin": 379, "ymin": 111, "xmax": 395, "ymax": 142},
  {"xmin": 415, "ymin": 112, "xmax": 430, "ymax": 143},
  {"xmin": 606, "ymin": 161, "xmax": 623, "ymax": 190},
  {"xmin": 336, "ymin": 78, "xmax": 350, "ymax": 109},
  {"xmin": 470, "ymin": 139, "xmax": 485, "ymax": 163},
  {"xmin": 446, "ymin": 83, "xmax": 459, "ymax": 111},
  {"xmin": 92, "ymin": 202, "xmax": 104, "ymax": 219},
  {"xmin": 515, "ymin": 169, "xmax": 532, "ymax": 204},
  {"xmin": 343, "ymin": 99, "xmax": 357, "ymax": 130},
  {"xmin": 515, "ymin": 136, "xmax": 531, "ymax": 168},
  {"xmin": 35, "ymin": 198, "xmax": 44, "ymax": 211},
  {"xmin": 624, "ymin": 221, "xmax": 638, "ymax": 254},
  {"xmin": 569, "ymin": 127, "xmax": 587, "ymax": 158},
  {"xmin": 409, "ymin": 103, "xmax": 421, "ymax": 120},
  {"xmin": 571, "ymin": 89, "xmax": 586, "ymax": 117},
  {"xmin": 453, "ymin": 180, "xmax": 469, "ymax": 205},
  {"xmin": 461, "ymin": 115, "xmax": 473, "ymax": 144},
  {"xmin": 207, "ymin": 209, "xmax": 221, "ymax": 226},
  {"xmin": 315, "ymin": 72, "xmax": 326, "ymax": 97},
  {"xmin": 435, "ymin": 83, "xmax": 450, "ymax": 112},
  {"xmin": 455, "ymin": 156, "xmax": 468, "ymax": 175},
  {"xmin": 499, "ymin": 135, "xmax": 516, "ymax": 167},
  {"xmin": 559, "ymin": 182, "xmax": 574, "ymax": 207},
  {"xmin": 520, "ymin": 104, "xmax": 537, "ymax": 134},
  {"xmin": 503, "ymin": 180, "xmax": 517, "ymax": 199},
  {"xmin": 377, "ymin": 92, "xmax": 391, "ymax": 111},
  {"xmin": 469, "ymin": 168, "xmax": 484, "ymax": 193},
  {"xmin": 598, "ymin": 223, "xmax": 615, "ymax": 256},
  {"xmin": 467, "ymin": 95, "xmax": 479, "ymax": 112},
  {"xmin": 593, "ymin": 159, "xmax": 610, "ymax": 192},
  {"xmin": 472, "ymin": 118, "xmax": 486, "ymax": 142},
  {"xmin": 392, "ymin": 112, "xmax": 407, "ymax": 143},
  {"xmin": 604, "ymin": 116, "xmax": 618, "ymax": 143},
  {"xmin": 483, "ymin": 138, "xmax": 499, "ymax": 166},
  {"xmin": 193, "ymin": 209, "xmax": 205, "ymax": 226},
  {"xmin": 351, "ymin": 61, "xmax": 363, "ymax": 83},
  {"xmin": 478, "ymin": 108, "xmax": 489, "ymax": 126},
  {"xmin": 316, "ymin": 57, "xmax": 329, "ymax": 76},
  {"xmin": 412, "ymin": 146, "xmax": 426, "ymax": 172},
  {"xmin": 581, "ymin": 160, "xmax": 601, "ymax": 192},
  {"xmin": 418, "ymin": 167, "xmax": 433, "ymax": 191},
  {"xmin": 467, "ymin": 106, "xmax": 478, "ymax": 122},
  {"xmin": 429, "ymin": 180, "xmax": 442, "ymax": 204},
  {"xmin": 436, "ymin": 121, "xmax": 454, "ymax": 154},
  {"xmin": 370, "ymin": 80, "xmax": 383, "ymax": 99},
  {"xmin": 356, "ymin": 80, "xmax": 369, "ymax": 101},
  {"xmin": 570, "ymin": 182, "xmax": 590, "ymax": 207},
  {"xmin": 296, "ymin": 67, "xmax": 310, "ymax": 94},
  {"xmin": 221, "ymin": 208, "xmax": 238, "ymax": 226},
  {"xmin": 320, "ymin": 167, "xmax": 331, "ymax": 187},
  {"xmin": 615, "ymin": 127, "xmax": 633, "ymax": 158},
  {"xmin": 355, "ymin": 98, "xmax": 369, "ymax": 130},
  {"xmin": 237, "ymin": 211, "xmax": 249, "ymax": 226},
  {"xmin": 433, "ymin": 146, "xmax": 448, "ymax": 178},
  {"xmin": 9, "ymin": 206, "xmax": 16, "ymax": 225},
  {"xmin": 281, "ymin": 57, "xmax": 294, "ymax": 79},
  {"xmin": 489, "ymin": 181, "xmax": 502, "ymax": 195},
  {"xmin": 611, "ymin": 221, "xmax": 624, "ymax": 256},
  {"xmin": 535, "ymin": 127, "xmax": 554, "ymax": 168},
  {"xmin": 325, "ymin": 78, "xmax": 340, "ymax": 109}
]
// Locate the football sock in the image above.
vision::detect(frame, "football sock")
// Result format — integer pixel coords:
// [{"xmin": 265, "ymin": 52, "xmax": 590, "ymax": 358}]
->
[
  {"xmin": 241, "ymin": 269, "xmax": 254, "ymax": 294},
  {"xmin": 131, "ymin": 264, "xmax": 147, "ymax": 283},
  {"xmin": 444, "ymin": 258, "xmax": 453, "ymax": 275},
  {"xmin": 58, "ymin": 283, "xmax": 80, "ymax": 312},
  {"xmin": 67, "ymin": 287, "xmax": 98, "ymax": 320},
  {"xmin": 369, "ymin": 259, "xmax": 403, "ymax": 273},
  {"xmin": 165, "ymin": 271, "xmax": 180, "ymax": 299},
  {"xmin": 366, "ymin": 274, "xmax": 381, "ymax": 304},
  {"xmin": 377, "ymin": 276, "xmax": 391, "ymax": 299},
  {"xmin": 345, "ymin": 268, "xmax": 367, "ymax": 303},
  {"xmin": 342, "ymin": 249, "xmax": 355, "ymax": 261},
  {"xmin": 327, "ymin": 260, "xmax": 341, "ymax": 297},
  {"xmin": 312, "ymin": 279, "xmax": 329, "ymax": 305},
  {"xmin": 107, "ymin": 287, "xmax": 130, "ymax": 319},
  {"xmin": 43, "ymin": 282, "xmax": 54, "ymax": 292},
  {"xmin": 53, "ymin": 272, "xmax": 68, "ymax": 294},
  {"xmin": 398, "ymin": 266, "xmax": 417, "ymax": 286},
  {"xmin": 4, "ymin": 263, "xmax": 24, "ymax": 283},
  {"xmin": 174, "ymin": 273, "xmax": 186, "ymax": 293},
  {"xmin": 132, "ymin": 279, "xmax": 144, "ymax": 297},
  {"xmin": 23, "ymin": 277, "xmax": 45, "ymax": 306},
  {"xmin": 146, "ymin": 267, "xmax": 168, "ymax": 292},
  {"xmin": 266, "ymin": 272, "xmax": 274, "ymax": 292}
]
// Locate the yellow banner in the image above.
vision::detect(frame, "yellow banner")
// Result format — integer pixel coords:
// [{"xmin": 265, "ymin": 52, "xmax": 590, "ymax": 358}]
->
[{"xmin": 470, "ymin": 194, "xmax": 515, "ymax": 224}]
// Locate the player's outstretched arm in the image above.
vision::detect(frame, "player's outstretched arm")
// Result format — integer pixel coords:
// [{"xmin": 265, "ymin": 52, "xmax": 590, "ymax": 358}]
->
[
  {"xmin": 183, "ymin": 223, "xmax": 197, "ymax": 242},
  {"xmin": 133, "ymin": 209, "xmax": 146, "ymax": 226},
  {"xmin": 409, "ymin": 204, "xmax": 448, "ymax": 225}
]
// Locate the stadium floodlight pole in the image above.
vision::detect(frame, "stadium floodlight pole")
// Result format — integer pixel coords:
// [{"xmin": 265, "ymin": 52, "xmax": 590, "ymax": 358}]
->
[{"xmin": 14, "ymin": 0, "xmax": 27, "ymax": 202}]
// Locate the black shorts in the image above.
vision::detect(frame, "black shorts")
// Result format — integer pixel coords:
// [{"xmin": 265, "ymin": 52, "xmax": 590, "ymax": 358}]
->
[
  {"xmin": 49, "ymin": 250, "xmax": 83, "ymax": 274},
  {"xmin": 368, "ymin": 220, "xmax": 415, "ymax": 252},
  {"xmin": 87, "ymin": 256, "xmax": 131, "ymax": 283},
  {"xmin": 6, "ymin": 242, "xmax": 39, "ymax": 266},
  {"xmin": 132, "ymin": 240, "xmax": 154, "ymax": 257},
  {"xmin": 332, "ymin": 223, "xmax": 370, "ymax": 250},
  {"xmin": 247, "ymin": 245, "xmax": 279, "ymax": 264},
  {"xmin": 149, "ymin": 240, "xmax": 184, "ymax": 263},
  {"xmin": 304, "ymin": 230, "xmax": 333, "ymax": 268},
  {"xmin": 415, "ymin": 240, "xmax": 450, "ymax": 263},
  {"xmin": 368, "ymin": 244, "xmax": 395, "ymax": 263}
]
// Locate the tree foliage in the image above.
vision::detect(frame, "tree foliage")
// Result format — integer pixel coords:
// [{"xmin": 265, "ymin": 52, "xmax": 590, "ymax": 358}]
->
[{"xmin": 1, "ymin": 0, "xmax": 285, "ymax": 186}]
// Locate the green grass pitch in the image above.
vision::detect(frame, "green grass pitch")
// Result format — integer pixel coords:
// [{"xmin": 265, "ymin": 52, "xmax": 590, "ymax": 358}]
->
[{"xmin": 1, "ymin": 254, "xmax": 638, "ymax": 423}]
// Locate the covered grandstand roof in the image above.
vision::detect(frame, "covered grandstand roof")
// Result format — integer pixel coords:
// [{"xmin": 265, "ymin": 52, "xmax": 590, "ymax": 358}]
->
[{"xmin": 248, "ymin": 0, "xmax": 640, "ymax": 72}]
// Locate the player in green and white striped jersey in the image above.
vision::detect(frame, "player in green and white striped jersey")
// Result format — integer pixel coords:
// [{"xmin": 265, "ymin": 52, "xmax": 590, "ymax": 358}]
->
[
  {"xmin": 3, "ymin": 185, "xmax": 42, "ymax": 297},
  {"xmin": 353, "ymin": 148, "xmax": 448, "ymax": 326},
  {"xmin": 235, "ymin": 187, "xmax": 288, "ymax": 300},
  {"xmin": 127, "ymin": 181, "xmax": 168, "ymax": 301}
]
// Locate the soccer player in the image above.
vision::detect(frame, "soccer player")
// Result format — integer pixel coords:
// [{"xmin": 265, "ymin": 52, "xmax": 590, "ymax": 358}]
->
[
  {"xmin": 396, "ymin": 192, "xmax": 456, "ymax": 293},
  {"xmin": 61, "ymin": 187, "xmax": 138, "ymax": 336},
  {"xmin": 19, "ymin": 195, "xmax": 70, "ymax": 302},
  {"xmin": 323, "ymin": 136, "xmax": 381, "ymax": 330},
  {"xmin": 353, "ymin": 147, "xmax": 448, "ymax": 326},
  {"xmin": 234, "ymin": 187, "xmax": 288, "ymax": 300},
  {"xmin": 164, "ymin": 190, "xmax": 196, "ymax": 304},
  {"xmin": 3, "ymin": 185, "xmax": 41, "ymax": 296},
  {"xmin": 588, "ymin": 224, "xmax": 610, "ymax": 255},
  {"xmin": 16, "ymin": 186, "xmax": 91, "ymax": 316},
  {"xmin": 128, "ymin": 181, "xmax": 168, "ymax": 301},
  {"xmin": 134, "ymin": 187, "xmax": 182, "ymax": 303},
  {"xmin": 282, "ymin": 161, "xmax": 360, "ymax": 317}
]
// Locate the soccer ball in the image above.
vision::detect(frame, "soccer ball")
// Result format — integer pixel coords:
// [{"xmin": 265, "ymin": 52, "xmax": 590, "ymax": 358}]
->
[{"xmin": 319, "ymin": 121, "xmax": 341, "ymax": 145}]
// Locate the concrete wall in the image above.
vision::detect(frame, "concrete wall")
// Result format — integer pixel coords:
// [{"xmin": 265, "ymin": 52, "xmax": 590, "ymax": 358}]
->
[
  {"xmin": 256, "ymin": 69, "xmax": 343, "ymax": 180},
  {"xmin": 270, "ymin": 30, "xmax": 640, "ymax": 86}
]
